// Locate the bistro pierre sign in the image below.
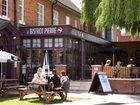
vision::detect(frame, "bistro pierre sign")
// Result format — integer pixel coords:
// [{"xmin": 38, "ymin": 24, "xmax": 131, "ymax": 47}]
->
[{"xmin": 26, "ymin": 27, "xmax": 63, "ymax": 35}]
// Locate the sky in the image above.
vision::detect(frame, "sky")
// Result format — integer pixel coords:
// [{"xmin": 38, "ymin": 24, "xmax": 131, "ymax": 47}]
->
[{"xmin": 70, "ymin": 0, "xmax": 82, "ymax": 9}]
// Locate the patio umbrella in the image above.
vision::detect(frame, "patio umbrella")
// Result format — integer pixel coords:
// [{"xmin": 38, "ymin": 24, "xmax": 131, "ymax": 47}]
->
[
  {"xmin": 99, "ymin": 47, "xmax": 125, "ymax": 68},
  {"xmin": 0, "ymin": 50, "xmax": 20, "ymax": 79},
  {"xmin": 42, "ymin": 50, "xmax": 50, "ymax": 77}
]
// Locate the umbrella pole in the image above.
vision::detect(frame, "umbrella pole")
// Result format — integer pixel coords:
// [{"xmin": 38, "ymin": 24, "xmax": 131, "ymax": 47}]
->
[
  {"xmin": 0, "ymin": 63, "xmax": 2, "ymax": 88},
  {"xmin": 113, "ymin": 53, "xmax": 115, "ymax": 70},
  {"xmin": 1, "ymin": 63, "xmax": 2, "ymax": 79}
]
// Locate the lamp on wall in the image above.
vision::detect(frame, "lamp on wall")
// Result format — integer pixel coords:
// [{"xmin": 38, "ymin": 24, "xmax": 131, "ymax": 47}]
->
[{"xmin": 51, "ymin": 0, "xmax": 58, "ymax": 25}]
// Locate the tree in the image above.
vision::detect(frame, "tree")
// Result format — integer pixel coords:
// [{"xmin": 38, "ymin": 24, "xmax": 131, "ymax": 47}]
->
[{"xmin": 81, "ymin": 0, "xmax": 140, "ymax": 36}]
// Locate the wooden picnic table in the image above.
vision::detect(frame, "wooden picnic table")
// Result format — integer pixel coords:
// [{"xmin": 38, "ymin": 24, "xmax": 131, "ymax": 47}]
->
[
  {"xmin": 17, "ymin": 82, "xmax": 65, "ymax": 103},
  {"xmin": 0, "ymin": 79, "xmax": 23, "ymax": 96}
]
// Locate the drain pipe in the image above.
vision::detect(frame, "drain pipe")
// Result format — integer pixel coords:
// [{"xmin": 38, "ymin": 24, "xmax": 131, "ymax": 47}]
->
[{"xmin": 13, "ymin": 0, "xmax": 17, "ymax": 28}]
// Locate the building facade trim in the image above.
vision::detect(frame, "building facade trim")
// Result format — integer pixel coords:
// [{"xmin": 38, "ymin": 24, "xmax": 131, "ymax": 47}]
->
[{"xmin": 19, "ymin": 25, "xmax": 110, "ymax": 45}]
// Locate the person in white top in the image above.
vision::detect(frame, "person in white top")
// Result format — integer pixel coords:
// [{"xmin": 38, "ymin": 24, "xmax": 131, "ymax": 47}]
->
[
  {"xmin": 60, "ymin": 70, "xmax": 70, "ymax": 101},
  {"xmin": 29, "ymin": 67, "xmax": 47, "ymax": 90},
  {"xmin": 32, "ymin": 67, "xmax": 47, "ymax": 84}
]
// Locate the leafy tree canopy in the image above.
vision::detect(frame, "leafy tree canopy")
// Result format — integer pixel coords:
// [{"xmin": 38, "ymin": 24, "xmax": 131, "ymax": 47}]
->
[{"xmin": 81, "ymin": 0, "xmax": 140, "ymax": 36}]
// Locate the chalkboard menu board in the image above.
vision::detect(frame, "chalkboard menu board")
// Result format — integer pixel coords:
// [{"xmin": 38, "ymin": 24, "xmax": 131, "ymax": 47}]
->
[{"xmin": 89, "ymin": 72, "xmax": 112, "ymax": 93}]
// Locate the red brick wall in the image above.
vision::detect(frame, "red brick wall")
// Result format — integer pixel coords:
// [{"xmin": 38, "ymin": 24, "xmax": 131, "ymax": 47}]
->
[
  {"xmin": 0, "ymin": 0, "xmax": 81, "ymax": 28},
  {"xmin": 52, "ymin": 3, "xmax": 81, "ymax": 28},
  {"xmin": 109, "ymin": 79, "xmax": 140, "ymax": 94},
  {"xmin": 113, "ymin": 29, "xmax": 140, "ymax": 42}
]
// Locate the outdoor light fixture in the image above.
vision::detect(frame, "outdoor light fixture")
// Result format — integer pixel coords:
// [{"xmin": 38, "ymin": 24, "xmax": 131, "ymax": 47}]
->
[{"xmin": 51, "ymin": 0, "xmax": 58, "ymax": 4}]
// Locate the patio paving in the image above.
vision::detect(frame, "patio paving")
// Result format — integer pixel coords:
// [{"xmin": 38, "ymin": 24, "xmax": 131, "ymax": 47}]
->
[{"xmin": 49, "ymin": 91, "xmax": 140, "ymax": 105}]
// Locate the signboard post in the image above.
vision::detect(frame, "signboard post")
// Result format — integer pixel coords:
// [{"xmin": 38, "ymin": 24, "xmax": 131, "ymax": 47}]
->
[{"xmin": 89, "ymin": 72, "xmax": 112, "ymax": 93}]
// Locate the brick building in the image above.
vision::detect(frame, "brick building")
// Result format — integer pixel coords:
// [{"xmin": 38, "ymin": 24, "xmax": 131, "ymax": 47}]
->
[
  {"xmin": 0, "ymin": 0, "xmax": 140, "ymax": 82},
  {"xmin": 0, "ymin": 0, "xmax": 110, "ymax": 82},
  {"xmin": 103, "ymin": 28, "xmax": 140, "ymax": 67}
]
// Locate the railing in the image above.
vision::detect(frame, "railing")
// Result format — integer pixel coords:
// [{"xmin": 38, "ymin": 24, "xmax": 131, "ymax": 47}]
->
[{"xmin": 105, "ymin": 67, "xmax": 140, "ymax": 78}]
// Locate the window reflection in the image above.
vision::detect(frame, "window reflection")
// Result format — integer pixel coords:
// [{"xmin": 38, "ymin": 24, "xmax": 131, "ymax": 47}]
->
[{"xmin": 21, "ymin": 49, "xmax": 41, "ymax": 81}]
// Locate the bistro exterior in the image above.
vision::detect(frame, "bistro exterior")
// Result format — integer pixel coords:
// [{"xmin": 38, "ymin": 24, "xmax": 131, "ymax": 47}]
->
[{"xmin": 19, "ymin": 25, "xmax": 110, "ymax": 81}]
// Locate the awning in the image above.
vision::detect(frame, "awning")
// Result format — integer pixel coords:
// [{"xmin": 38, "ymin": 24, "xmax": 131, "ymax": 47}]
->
[{"xmin": 0, "ymin": 19, "xmax": 18, "ymax": 35}]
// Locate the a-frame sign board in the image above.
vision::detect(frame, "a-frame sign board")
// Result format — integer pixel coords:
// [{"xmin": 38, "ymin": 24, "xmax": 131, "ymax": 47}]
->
[{"xmin": 88, "ymin": 72, "xmax": 112, "ymax": 93}]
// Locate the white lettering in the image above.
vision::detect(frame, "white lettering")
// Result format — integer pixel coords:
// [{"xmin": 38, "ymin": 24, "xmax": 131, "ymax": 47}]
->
[
  {"xmin": 29, "ymin": 28, "xmax": 44, "ymax": 35},
  {"xmin": 44, "ymin": 27, "xmax": 56, "ymax": 34},
  {"xmin": 27, "ymin": 27, "xmax": 58, "ymax": 35}
]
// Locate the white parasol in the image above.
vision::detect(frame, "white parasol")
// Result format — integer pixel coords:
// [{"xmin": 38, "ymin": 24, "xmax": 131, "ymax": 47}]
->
[
  {"xmin": 42, "ymin": 50, "xmax": 50, "ymax": 77},
  {"xmin": 0, "ymin": 50, "xmax": 20, "ymax": 79}
]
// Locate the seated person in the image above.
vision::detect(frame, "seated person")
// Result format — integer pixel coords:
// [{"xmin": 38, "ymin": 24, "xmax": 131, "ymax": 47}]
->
[
  {"xmin": 103, "ymin": 59, "xmax": 111, "ymax": 72},
  {"xmin": 29, "ymin": 67, "xmax": 47, "ymax": 90},
  {"xmin": 127, "ymin": 58, "xmax": 135, "ymax": 78},
  {"xmin": 49, "ymin": 69, "xmax": 64, "ymax": 100},
  {"xmin": 103, "ymin": 59, "xmax": 112, "ymax": 77},
  {"xmin": 114, "ymin": 61, "xmax": 122, "ymax": 77},
  {"xmin": 60, "ymin": 71, "xmax": 70, "ymax": 100}
]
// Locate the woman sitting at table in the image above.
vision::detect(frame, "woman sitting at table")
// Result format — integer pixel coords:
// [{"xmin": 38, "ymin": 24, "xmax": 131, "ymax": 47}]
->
[{"xmin": 29, "ymin": 67, "xmax": 47, "ymax": 90}]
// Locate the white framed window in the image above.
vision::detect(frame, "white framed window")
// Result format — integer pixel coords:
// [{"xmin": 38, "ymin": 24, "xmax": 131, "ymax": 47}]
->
[
  {"xmin": 33, "ymin": 39, "xmax": 41, "ymax": 48},
  {"xmin": 54, "ymin": 38, "xmax": 63, "ymax": 47},
  {"xmin": 66, "ymin": 16, "xmax": 70, "ymax": 25},
  {"xmin": 37, "ymin": 3, "xmax": 44, "ymax": 26},
  {"xmin": 19, "ymin": 0, "xmax": 25, "ymax": 24},
  {"xmin": 53, "ymin": 10, "xmax": 59, "ymax": 25},
  {"xmin": 0, "ymin": 0, "xmax": 10, "ymax": 20},
  {"xmin": 44, "ymin": 38, "xmax": 53, "ymax": 47},
  {"xmin": 75, "ymin": 19, "xmax": 78, "ymax": 28},
  {"xmin": 23, "ymin": 39, "xmax": 31, "ymax": 48}
]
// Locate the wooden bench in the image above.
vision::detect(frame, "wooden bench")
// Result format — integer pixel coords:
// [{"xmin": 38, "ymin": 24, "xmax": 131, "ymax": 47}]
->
[
  {"xmin": 0, "ymin": 79, "xmax": 25, "ymax": 96},
  {"xmin": 44, "ymin": 90, "xmax": 65, "ymax": 103},
  {"xmin": 17, "ymin": 82, "xmax": 65, "ymax": 103},
  {"xmin": 0, "ymin": 85, "xmax": 25, "ymax": 96},
  {"xmin": 105, "ymin": 67, "xmax": 113, "ymax": 78}
]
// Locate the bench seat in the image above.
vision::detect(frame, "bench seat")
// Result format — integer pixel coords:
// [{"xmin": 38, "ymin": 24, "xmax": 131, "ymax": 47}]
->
[{"xmin": 17, "ymin": 87, "xmax": 65, "ymax": 103}]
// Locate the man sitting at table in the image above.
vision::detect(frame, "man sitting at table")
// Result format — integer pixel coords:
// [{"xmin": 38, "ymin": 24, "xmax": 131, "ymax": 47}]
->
[
  {"xmin": 29, "ymin": 67, "xmax": 47, "ymax": 90},
  {"xmin": 48, "ymin": 69, "xmax": 65, "ymax": 100}
]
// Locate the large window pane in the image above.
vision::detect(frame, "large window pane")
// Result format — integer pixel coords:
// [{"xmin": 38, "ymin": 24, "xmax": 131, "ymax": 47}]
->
[
  {"xmin": 54, "ymin": 38, "xmax": 63, "ymax": 47},
  {"xmin": 2, "ymin": 0, "xmax": 8, "ymax": 17},
  {"xmin": 44, "ymin": 38, "xmax": 53, "ymax": 47},
  {"xmin": 33, "ymin": 39, "xmax": 41, "ymax": 48},
  {"xmin": 37, "ymin": 3, "xmax": 44, "ymax": 26},
  {"xmin": 23, "ymin": 39, "xmax": 31, "ymax": 48},
  {"xmin": 53, "ymin": 10, "xmax": 59, "ymax": 25}
]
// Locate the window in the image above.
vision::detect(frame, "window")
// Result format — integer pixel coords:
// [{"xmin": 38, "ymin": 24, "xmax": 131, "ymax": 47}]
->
[
  {"xmin": 19, "ymin": 0, "xmax": 25, "ymax": 24},
  {"xmin": 53, "ymin": 10, "xmax": 59, "ymax": 25},
  {"xmin": 75, "ymin": 20, "xmax": 78, "ymax": 28},
  {"xmin": 54, "ymin": 38, "xmax": 63, "ymax": 47},
  {"xmin": 23, "ymin": 39, "xmax": 31, "ymax": 48},
  {"xmin": 69, "ymin": 39, "xmax": 72, "ymax": 48},
  {"xmin": 33, "ymin": 39, "xmax": 41, "ymax": 48},
  {"xmin": 121, "ymin": 28, "xmax": 126, "ymax": 36},
  {"xmin": 37, "ymin": 3, "xmax": 44, "ymax": 26},
  {"xmin": 44, "ymin": 38, "xmax": 53, "ymax": 47},
  {"xmin": 0, "ymin": 0, "xmax": 9, "ymax": 20},
  {"xmin": 66, "ymin": 16, "xmax": 70, "ymax": 25}
]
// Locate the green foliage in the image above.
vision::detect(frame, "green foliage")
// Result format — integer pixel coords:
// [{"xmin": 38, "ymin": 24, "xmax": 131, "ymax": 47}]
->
[
  {"xmin": 81, "ymin": 0, "xmax": 101, "ymax": 24},
  {"xmin": 0, "ymin": 94, "xmax": 43, "ymax": 105},
  {"xmin": 19, "ymin": 44, "xmax": 27, "ymax": 53},
  {"xmin": 81, "ymin": 0, "xmax": 140, "ymax": 36}
]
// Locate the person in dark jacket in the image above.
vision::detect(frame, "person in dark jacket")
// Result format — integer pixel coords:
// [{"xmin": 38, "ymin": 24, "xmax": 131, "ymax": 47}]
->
[{"xmin": 49, "ymin": 69, "xmax": 64, "ymax": 100}]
